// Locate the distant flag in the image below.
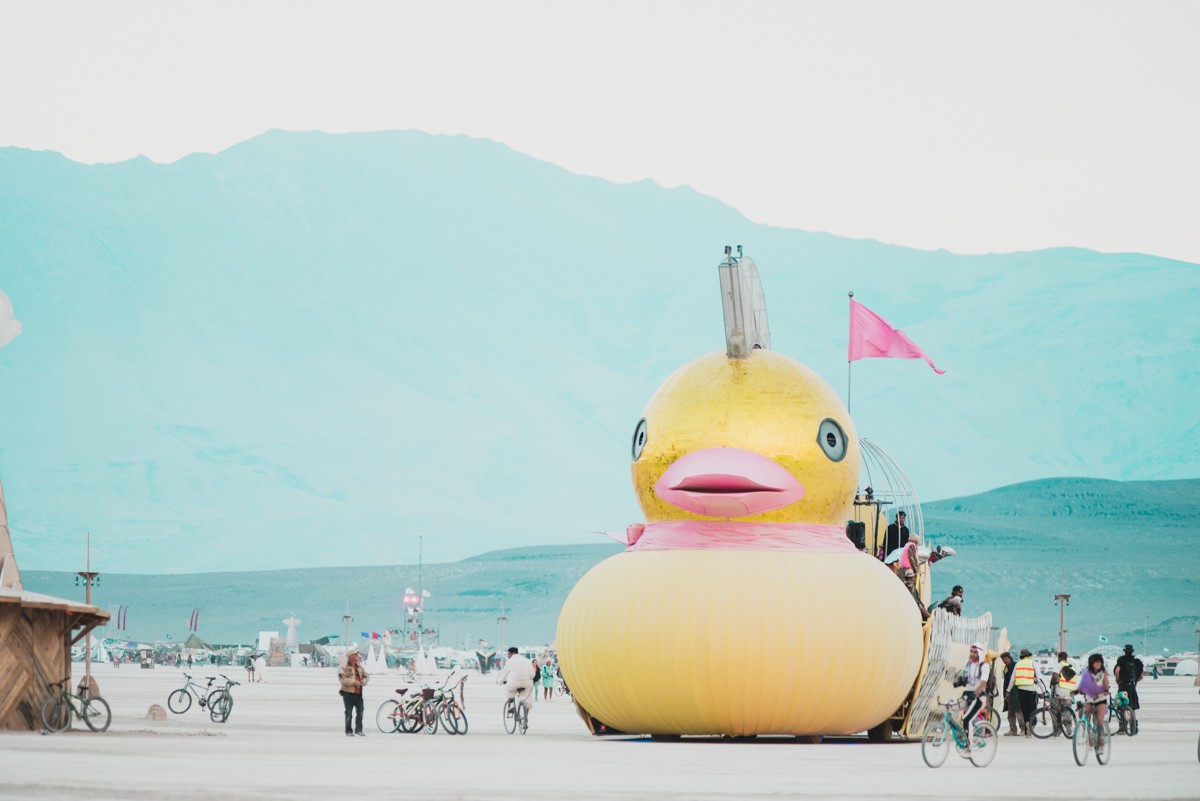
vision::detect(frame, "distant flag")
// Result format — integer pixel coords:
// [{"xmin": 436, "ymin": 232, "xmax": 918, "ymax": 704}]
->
[
  {"xmin": 0, "ymin": 289, "xmax": 21, "ymax": 350},
  {"xmin": 188, "ymin": 608, "xmax": 201, "ymax": 633},
  {"xmin": 422, "ymin": 590, "xmax": 431, "ymax": 598},
  {"xmin": 360, "ymin": 631, "xmax": 370, "ymax": 638},
  {"xmin": 371, "ymin": 631, "xmax": 380, "ymax": 640},
  {"xmin": 1099, "ymin": 634, "xmax": 1109, "ymax": 644},
  {"xmin": 848, "ymin": 299, "xmax": 945, "ymax": 374}
]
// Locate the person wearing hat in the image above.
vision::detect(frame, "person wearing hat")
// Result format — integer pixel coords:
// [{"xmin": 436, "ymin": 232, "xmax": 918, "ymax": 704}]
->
[
  {"xmin": 337, "ymin": 645, "xmax": 370, "ymax": 736},
  {"xmin": 1013, "ymin": 648, "xmax": 1039, "ymax": 736},
  {"xmin": 996, "ymin": 652, "xmax": 1021, "ymax": 735},
  {"xmin": 1113, "ymin": 644, "xmax": 1144, "ymax": 735},
  {"xmin": 958, "ymin": 642, "xmax": 991, "ymax": 731}
]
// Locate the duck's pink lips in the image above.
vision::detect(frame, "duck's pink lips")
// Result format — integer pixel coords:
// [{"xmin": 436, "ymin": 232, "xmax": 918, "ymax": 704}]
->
[{"xmin": 655, "ymin": 447, "xmax": 805, "ymax": 517}]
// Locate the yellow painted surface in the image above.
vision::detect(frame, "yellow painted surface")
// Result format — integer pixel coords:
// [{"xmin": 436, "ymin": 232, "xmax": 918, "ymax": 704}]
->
[
  {"xmin": 558, "ymin": 347, "xmax": 925, "ymax": 735},
  {"xmin": 558, "ymin": 550, "xmax": 924, "ymax": 735},
  {"xmin": 631, "ymin": 350, "xmax": 859, "ymax": 525}
]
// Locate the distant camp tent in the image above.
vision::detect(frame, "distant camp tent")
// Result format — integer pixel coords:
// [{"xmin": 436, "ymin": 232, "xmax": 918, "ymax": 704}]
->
[{"xmin": 183, "ymin": 633, "xmax": 215, "ymax": 651}]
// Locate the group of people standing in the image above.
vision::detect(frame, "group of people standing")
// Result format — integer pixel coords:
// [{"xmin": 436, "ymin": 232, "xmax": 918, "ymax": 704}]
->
[{"xmin": 990, "ymin": 644, "xmax": 1144, "ymax": 741}]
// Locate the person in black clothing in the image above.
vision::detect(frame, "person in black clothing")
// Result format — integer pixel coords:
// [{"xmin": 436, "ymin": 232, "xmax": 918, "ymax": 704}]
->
[
  {"xmin": 1114, "ymin": 644, "xmax": 1144, "ymax": 734},
  {"xmin": 997, "ymin": 652, "xmax": 1020, "ymax": 735},
  {"xmin": 884, "ymin": 511, "xmax": 910, "ymax": 555}
]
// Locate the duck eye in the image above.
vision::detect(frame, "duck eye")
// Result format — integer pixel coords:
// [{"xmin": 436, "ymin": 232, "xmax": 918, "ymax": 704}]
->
[
  {"xmin": 631, "ymin": 418, "xmax": 648, "ymax": 461},
  {"xmin": 817, "ymin": 418, "xmax": 847, "ymax": 462}
]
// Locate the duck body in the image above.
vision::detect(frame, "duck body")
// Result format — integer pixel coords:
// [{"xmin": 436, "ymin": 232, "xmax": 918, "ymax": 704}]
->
[{"xmin": 556, "ymin": 350, "xmax": 924, "ymax": 736}]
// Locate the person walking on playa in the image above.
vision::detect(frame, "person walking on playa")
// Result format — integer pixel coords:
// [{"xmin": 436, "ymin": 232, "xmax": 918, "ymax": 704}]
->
[
  {"xmin": 541, "ymin": 659, "xmax": 555, "ymax": 700},
  {"xmin": 338, "ymin": 645, "xmax": 369, "ymax": 736},
  {"xmin": 1114, "ymin": 644, "xmax": 1144, "ymax": 735}
]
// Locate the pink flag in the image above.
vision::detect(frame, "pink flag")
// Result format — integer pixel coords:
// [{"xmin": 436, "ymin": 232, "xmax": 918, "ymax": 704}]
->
[{"xmin": 848, "ymin": 300, "xmax": 945, "ymax": 374}]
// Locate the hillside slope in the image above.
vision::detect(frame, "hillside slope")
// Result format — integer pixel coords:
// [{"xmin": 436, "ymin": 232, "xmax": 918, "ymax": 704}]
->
[
  {"xmin": 20, "ymin": 479, "xmax": 1199, "ymax": 654},
  {"xmin": 1, "ymin": 130, "xmax": 1197, "ymax": 572}
]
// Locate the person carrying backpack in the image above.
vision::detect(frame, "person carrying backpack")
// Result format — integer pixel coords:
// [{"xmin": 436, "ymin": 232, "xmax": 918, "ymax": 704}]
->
[{"xmin": 1114, "ymin": 644, "xmax": 1144, "ymax": 735}]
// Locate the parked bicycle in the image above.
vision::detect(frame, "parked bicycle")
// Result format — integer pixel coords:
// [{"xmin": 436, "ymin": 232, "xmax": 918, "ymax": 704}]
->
[
  {"xmin": 502, "ymin": 685, "xmax": 531, "ymax": 735},
  {"xmin": 436, "ymin": 674, "xmax": 469, "ymax": 735},
  {"xmin": 167, "ymin": 673, "xmax": 221, "ymax": 715},
  {"xmin": 1030, "ymin": 692, "xmax": 1076, "ymax": 739},
  {"xmin": 207, "ymin": 675, "xmax": 241, "ymax": 723},
  {"xmin": 921, "ymin": 697, "xmax": 998, "ymax": 768},
  {"xmin": 41, "ymin": 678, "xmax": 111, "ymax": 733},
  {"xmin": 1072, "ymin": 697, "xmax": 1111, "ymax": 766},
  {"xmin": 555, "ymin": 676, "xmax": 570, "ymax": 698}
]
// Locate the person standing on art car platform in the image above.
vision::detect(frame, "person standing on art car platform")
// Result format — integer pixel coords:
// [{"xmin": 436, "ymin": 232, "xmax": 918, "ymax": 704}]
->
[
  {"xmin": 884, "ymin": 511, "xmax": 910, "ymax": 558},
  {"xmin": 338, "ymin": 645, "xmax": 370, "ymax": 736}
]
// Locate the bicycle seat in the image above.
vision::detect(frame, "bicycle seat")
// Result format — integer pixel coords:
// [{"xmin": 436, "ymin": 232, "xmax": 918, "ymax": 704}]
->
[{"xmin": 396, "ymin": 688, "xmax": 409, "ymax": 696}]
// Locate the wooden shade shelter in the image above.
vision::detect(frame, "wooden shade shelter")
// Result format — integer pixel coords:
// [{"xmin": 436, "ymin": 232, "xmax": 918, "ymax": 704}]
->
[{"xmin": 0, "ymin": 481, "xmax": 109, "ymax": 730}]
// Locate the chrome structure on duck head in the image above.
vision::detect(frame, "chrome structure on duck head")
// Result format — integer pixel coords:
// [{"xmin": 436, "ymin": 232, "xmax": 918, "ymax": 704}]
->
[{"xmin": 718, "ymin": 245, "xmax": 771, "ymax": 358}]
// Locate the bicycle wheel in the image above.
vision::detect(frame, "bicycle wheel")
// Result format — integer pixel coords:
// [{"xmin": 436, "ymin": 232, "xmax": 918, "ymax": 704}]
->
[
  {"xmin": 503, "ymin": 698, "xmax": 517, "ymax": 734},
  {"xmin": 1073, "ymin": 721, "xmax": 1091, "ymax": 766},
  {"xmin": 82, "ymin": 696, "xmax": 112, "ymax": 732},
  {"xmin": 1116, "ymin": 707, "xmax": 1132, "ymax": 736},
  {"xmin": 401, "ymin": 701, "xmax": 424, "ymax": 733},
  {"xmin": 968, "ymin": 721, "xmax": 997, "ymax": 768},
  {"xmin": 1059, "ymin": 706, "xmax": 1076, "ymax": 738},
  {"xmin": 519, "ymin": 702, "xmax": 528, "ymax": 735},
  {"xmin": 441, "ymin": 702, "xmax": 466, "ymax": 735},
  {"xmin": 209, "ymin": 691, "xmax": 232, "ymax": 723},
  {"xmin": 921, "ymin": 721, "xmax": 950, "ymax": 768},
  {"xmin": 1029, "ymin": 705, "xmax": 1055, "ymax": 739},
  {"xmin": 451, "ymin": 704, "xmax": 468, "ymax": 736},
  {"xmin": 555, "ymin": 682, "xmax": 566, "ymax": 697},
  {"xmin": 167, "ymin": 688, "xmax": 192, "ymax": 714},
  {"xmin": 376, "ymin": 700, "xmax": 401, "ymax": 733},
  {"xmin": 985, "ymin": 707, "xmax": 1000, "ymax": 729},
  {"xmin": 1095, "ymin": 724, "xmax": 1110, "ymax": 765},
  {"xmin": 41, "ymin": 696, "xmax": 71, "ymax": 732},
  {"xmin": 422, "ymin": 701, "xmax": 439, "ymax": 735}
]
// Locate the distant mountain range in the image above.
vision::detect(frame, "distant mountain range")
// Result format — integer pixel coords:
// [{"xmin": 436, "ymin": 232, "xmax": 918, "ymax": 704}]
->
[
  {"xmin": 19, "ymin": 478, "xmax": 1199, "ymax": 655},
  {"xmin": 1, "ymin": 130, "xmax": 1198, "ymax": 573}
]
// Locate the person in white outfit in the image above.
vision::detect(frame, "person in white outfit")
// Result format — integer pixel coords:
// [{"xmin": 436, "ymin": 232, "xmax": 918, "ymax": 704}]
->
[{"xmin": 497, "ymin": 647, "xmax": 536, "ymax": 717}]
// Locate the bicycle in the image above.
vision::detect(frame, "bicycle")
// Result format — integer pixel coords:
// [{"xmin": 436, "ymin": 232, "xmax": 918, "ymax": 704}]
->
[
  {"xmin": 921, "ymin": 697, "xmax": 998, "ymax": 768},
  {"xmin": 1107, "ymin": 690, "xmax": 1133, "ymax": 735},
  {"xmin": 41, "ymin": 679, "xmax": 112, "ymax": 733},
  {"xmin": 502, "ymin": 685, "xmax": 531, "ymax": 735},
  {"xmin": 167, "ymin": 674, "xmax": 221, "ymax": 714},
  {"xmin": 207, "ymin": 675, "xmax": 241, "ymax": 723},
  {"xmin": 555, "ymin": 676, "xmax": 570, "ymax": 698},
  {"xmin": 1072, "ymin": 697, "xmax": 1111, "ymax": 766},
  {"xmin": 1030, "ymin": 692, "xmax": 1076, "ymax": 739},
  {"xmin": 436, "ymin": 674, "xmax": 469, "ymax": 735}
]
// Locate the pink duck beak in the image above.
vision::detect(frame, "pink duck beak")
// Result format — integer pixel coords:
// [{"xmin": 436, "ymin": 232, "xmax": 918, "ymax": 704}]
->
[{"xmin": 654, "ymin": 447, "xmax": 805, "ymax": 517}]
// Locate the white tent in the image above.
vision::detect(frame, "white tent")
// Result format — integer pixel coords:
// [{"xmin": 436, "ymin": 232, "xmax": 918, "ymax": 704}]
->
[{"xmin": 364, "ymin": 641, "xmax": 387, "ymax": 674}]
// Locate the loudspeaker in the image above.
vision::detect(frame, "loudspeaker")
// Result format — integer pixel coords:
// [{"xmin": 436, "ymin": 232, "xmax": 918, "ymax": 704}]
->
[{"xmin": 845, "ymin": 521, "xmax": 866, "ymax": 550}]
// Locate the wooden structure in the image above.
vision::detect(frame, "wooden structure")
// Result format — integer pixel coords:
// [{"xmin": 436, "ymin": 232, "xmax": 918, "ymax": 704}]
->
[{"xmin": 0, "ymin": 481, "xmax": 108, "ymax": 730}]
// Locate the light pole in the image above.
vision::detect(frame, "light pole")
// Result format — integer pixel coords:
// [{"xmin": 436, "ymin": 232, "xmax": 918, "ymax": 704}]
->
[
  {"xmin": 342, "ymin": 601, "xmax": 352, "ymax": 650},
  {"xmin": 498, "ymin": 599, "xmax": 508, "ymax": 655},
  {"xmin": 1054, "ymin": 593, "xmax": 1071, "ymax": 654},
  {"xmin": 75, "ymin": 533, "xmax": 100, "ymax": 695}
]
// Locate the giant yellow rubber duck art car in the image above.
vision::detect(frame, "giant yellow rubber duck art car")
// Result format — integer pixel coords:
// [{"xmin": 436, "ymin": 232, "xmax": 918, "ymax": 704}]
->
[{"xmin": 556, "ymin": 250, "xmax": 924, "ymax": 737}]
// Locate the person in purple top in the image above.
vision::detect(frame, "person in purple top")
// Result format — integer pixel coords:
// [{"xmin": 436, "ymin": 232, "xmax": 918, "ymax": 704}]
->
[{"xmin": 1078, "ymin": 653, "xmax": 1111, "ymax": 753}]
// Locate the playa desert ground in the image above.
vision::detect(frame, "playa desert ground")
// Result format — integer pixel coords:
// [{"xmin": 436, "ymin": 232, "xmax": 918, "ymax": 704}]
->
[{"xmin": 1, "ymin": 664, "xmax": 1197, "ymax": 801}]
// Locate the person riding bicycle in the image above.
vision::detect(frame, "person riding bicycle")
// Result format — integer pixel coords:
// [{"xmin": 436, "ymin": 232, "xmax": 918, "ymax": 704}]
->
[
  {"xmin": 956, "ymin": 642, "xmax": 991, "ymax": 734},
  {"xmin": 1077, "ymin": 653, "xmax": 1110, "ymax": 754},
  {"xmin": 496, "ymin": 646, "xmax": 536, "ymax": 718},
  {"xmin": 1048, "ymin": 650, "xmax": 1078, "ymax": 717}
]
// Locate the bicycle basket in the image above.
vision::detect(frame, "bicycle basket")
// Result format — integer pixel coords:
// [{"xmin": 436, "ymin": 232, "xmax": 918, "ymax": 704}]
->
[{"xmin": 421, "ymin": 688, "xmax": 435, "ymax": 700}]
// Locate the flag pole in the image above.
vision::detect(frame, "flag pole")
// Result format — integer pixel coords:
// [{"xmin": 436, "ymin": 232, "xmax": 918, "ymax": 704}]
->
[{"xmin": 847, "ymin": 291, "xmax": 854, "ymax": 413}]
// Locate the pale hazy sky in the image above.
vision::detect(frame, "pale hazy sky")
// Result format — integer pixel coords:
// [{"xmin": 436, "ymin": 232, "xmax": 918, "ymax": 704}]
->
[{"xmin": 3, "ymin": 1, "xmax": 1197, "ymax": 263}]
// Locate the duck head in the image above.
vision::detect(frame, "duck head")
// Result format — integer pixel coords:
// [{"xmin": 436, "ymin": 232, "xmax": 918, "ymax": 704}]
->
[{"xmin": 630, "ymin": 349, "xmax": 858, "ymax": 525}]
